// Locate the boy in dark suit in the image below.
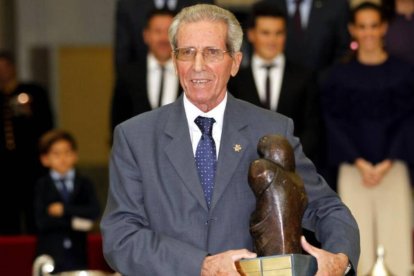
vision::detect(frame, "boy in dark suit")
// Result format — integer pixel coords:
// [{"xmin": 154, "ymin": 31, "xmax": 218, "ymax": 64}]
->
[{"xmin": 34, "ymin": 130, "xmax": 100, "ymax": 272}]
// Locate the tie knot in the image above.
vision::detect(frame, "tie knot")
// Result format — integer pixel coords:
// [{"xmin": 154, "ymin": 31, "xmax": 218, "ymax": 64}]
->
[
  {"xmin": 195, "ymin": 116, "xmax": 215, "ymax": 136},
  {"xmin": 295, "ymin": 0, "xmax": 302, "ymax": 5},
  {"xmin": 262, "ymin": 64, "xmax": 276, "ymax": 71}
]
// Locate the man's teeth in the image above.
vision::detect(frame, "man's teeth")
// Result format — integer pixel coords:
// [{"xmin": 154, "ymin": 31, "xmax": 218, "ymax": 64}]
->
[{"xmin": 192, "ymin": 80, "xmax": 208, "ymax": 84}]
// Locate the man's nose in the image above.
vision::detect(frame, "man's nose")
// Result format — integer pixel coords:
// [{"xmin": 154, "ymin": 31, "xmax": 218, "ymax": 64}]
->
[{"xmin": 193, "ymin": 51, "xmax": 206, "ymax": 72}]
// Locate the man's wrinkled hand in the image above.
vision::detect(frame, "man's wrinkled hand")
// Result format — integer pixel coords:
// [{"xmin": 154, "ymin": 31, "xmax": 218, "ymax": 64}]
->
[
  {"xmin": 201, "ymin": 249, "xmax": 257, "ymax": 276},
  {"xmin": 301, "ymin": 236, "xmax": 349, "ymax": 276}
]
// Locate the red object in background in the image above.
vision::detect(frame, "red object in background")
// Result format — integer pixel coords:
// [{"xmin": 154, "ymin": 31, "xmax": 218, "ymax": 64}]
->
[
  {"xmin": 0, "ymin": 234, "xmax": 112, "ymax": 276},
  {"xmin": 0, "ymin": 235, "xmax": 37, "ymax": 276},
  {"xmin": 87, "ymin": 234, "xmax": 113, "ymax": 272}
]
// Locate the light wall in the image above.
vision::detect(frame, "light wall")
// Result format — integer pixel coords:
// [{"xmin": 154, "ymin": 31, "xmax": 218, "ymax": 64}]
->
[
  {"xmin": 15, "ymin": 0, "xmax": 115, "ymax": 80},
  {"xmin": 57, "ymin": 46, "xmax": 113, "ymax": 166},
  {"xmin": 14, "ymin": 0, "xmax": 115, "ymax": 167}
]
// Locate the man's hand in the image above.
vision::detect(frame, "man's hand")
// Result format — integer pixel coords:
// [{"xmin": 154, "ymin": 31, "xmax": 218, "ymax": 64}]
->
[
  {"xmin": 355, "ymin": 158, "xmax": 393, "ymax": 187},
  {"xmin": 48, "ymin": 202, "xmax": 64, "ymax": 217},
  {"xmin": 201, "ymin": 249, "xmax": 257, "ymax": 276},
  {"xmin": 301, "ymin": 236, "xmax": 349, "ymax": 276},
  {"xmin": 373, "ymin": 159, "xmax": 392, "ymax": 183},
  {"xmin": 355, "ymin": 158, "xmax": 378, "ymax": 187}
]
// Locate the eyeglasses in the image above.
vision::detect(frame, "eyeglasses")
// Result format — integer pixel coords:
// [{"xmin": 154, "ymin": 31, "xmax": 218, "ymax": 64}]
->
[{"xmin": 173, "ymin": 47, "xmax": 231, "ymax": 63}]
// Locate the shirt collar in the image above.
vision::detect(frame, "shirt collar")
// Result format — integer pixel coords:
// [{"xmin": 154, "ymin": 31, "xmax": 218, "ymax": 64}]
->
[
  {"xmin": 50, "ymin": 169, "xmax": 75, "ymax": 181},
  {"xmin": 288, "ymin": 0, "xmax": 312, "ymax": 5},
  {"xmin": 252, "ymin": 53, "xmax": 285, "ymax": 70},
  {"xmin": 147, "ymin": 53, "xmax": 174, "ymax": 72},
  {"xmin": 183, "ymin": 92, "xmax": 227, "ymax": 132}
]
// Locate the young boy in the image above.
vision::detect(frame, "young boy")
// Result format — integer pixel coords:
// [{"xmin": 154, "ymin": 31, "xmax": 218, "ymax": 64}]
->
[{"xmin": 34, "ymin": 129, "xmax": 100, "ymax": 272}]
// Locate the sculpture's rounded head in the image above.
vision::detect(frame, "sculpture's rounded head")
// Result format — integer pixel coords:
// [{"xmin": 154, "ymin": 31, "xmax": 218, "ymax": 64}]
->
[
  {"xmin": 248, "ymin": 159, "xmax": 275, "ymax": 196},
  {"xmin": 257, "ymin": 135, "xmax": 295, "ymax": 172}
]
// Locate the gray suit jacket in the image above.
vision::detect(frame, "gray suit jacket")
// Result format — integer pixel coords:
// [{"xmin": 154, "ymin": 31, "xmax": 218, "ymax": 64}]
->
[{"xmin": 101, "ymin": 94, "xmax": 359, "ymax": 275}]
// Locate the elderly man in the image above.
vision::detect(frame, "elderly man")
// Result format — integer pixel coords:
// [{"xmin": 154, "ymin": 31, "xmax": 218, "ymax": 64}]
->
[{"xmin": 101, "ymin": 4, "xmax": 359, "ymax": 275}]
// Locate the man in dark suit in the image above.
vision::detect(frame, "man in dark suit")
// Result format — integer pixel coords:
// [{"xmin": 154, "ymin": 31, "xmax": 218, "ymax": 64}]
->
[
  {"xmin": 101, "ymin": 4, "xmax": 359, "ymax": 275},
  {"xmin": 0, "ymin": 51, "xmax": 54, "ymax": 234},
  {"xmin": 264, "ymin": 0, "xmax": 350, "ymax": 71},
  {"xmin": 114, "ymin": 0, "xmax": 214, "ymax": 73},
  {"xmin": 229, "ymin": 1, "xmax": 321, "ymax": 162},
  {"xmin": 111, "ymin": 8, "xmax": 180, "ymax": 131}
]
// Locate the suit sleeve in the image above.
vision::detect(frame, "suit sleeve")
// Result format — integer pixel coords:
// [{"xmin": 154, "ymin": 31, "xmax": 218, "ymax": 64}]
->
[
  {"xmin": 321, "ymin": 68, "xmax": 361, "ymax": 165},
  {"xmin": 114, "ymin": 0, "xmax": 135, "ymax": 74},
  {"xmin": 101, "ymin": 125, "xmax": 207, "ymax": 275},
  {"xmin": 333, "ymin": 0, "xmax": 351, "ymax": 62},
  {"xmin": 298, "ymin": 70, "xmax": 322, "ymax": 162},
  {"xmin": 284, "ymin": 119, "xmax": 360, "ymax": 269},
  {"xmin": 64, "ymin": 177, "xmax": 101, "ymax": 220},
  {"xmin": 111, "ymin": 71, "xmax": 134, "ymax": 133},
  {"xmin": 34, "ymin": 180, "xmax": 71, "ymax": 231}
]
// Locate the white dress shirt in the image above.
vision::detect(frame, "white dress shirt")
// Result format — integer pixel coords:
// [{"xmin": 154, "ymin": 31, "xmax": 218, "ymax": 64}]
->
[
  {"xmin": 251, "ymin": 54, "xmax": 285, "ymax": 111},
  {"xmin": 183, "ymin": 93, "xmax": 227, "ymax": 158},
  {"xmin": 286, "ymin": 0, "xmax": 313, "ymax": 29},
  {"xmin": 154, "ymin": 0, "xmax": 177, "ymax": 10},
  {"xmin": 147, "ymin": 54, "xmax": 179, "ymax": 109},
  {"xmin": 50, "ymin": 169, "xmax": 75, "ymax": 193}
]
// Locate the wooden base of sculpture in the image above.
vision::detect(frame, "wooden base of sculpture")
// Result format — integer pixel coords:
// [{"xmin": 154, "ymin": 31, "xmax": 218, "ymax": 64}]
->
[{"xmin": 236, "ymin": 254, "xmax": 317, "ymax": 276}]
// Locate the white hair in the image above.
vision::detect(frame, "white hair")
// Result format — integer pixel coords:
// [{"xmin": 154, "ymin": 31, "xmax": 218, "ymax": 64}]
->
[{"xmin": 168, "ymin": 4, "xmax": 243, "ymax": 54}]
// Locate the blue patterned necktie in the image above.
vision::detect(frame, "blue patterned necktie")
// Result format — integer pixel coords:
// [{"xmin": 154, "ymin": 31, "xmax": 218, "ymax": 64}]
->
[{"xmin": 195, "ymin": 116, "xmax": 216, "ymax": 208}]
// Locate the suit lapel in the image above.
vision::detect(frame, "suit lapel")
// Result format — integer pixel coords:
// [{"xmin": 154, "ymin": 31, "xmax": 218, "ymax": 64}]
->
[
  {"xmin": 140, "ymin": 60, "xmax": 152, "ymax": 112},
  {"xmin": 164, "ymin": 98, "xmax": 209, "ymax": 210},
  {"xmin": 305, "ymin": 0, "xmax": 325, "ymax": 43},
  {"xmin": 246, "ymin": 67, "xmax": 262, "ymax": 107},
  {"xmin": 70, "ymin": 174, "xmax": 81, "ymax": 202},
  {"xmin": 126, "ymin": 61, "xmax": 152, "ymax": 114},
  {"xmin": 277, "ymin": 61, "xmax": 292, "ymax": 113},
  {"xmin": 163, "ymin": 96, "xmax": 252, "ymax": 211},
  {"xmin": 210, "ymin": 96, "xmax": 250, "ymax": 210},
  {"xmin": 233, "ymin": 67, "xmax": 263, "ymax": 108},
  {"xmin": 47, "ymin": 175, "xmax": 61, "ymax": 198}
]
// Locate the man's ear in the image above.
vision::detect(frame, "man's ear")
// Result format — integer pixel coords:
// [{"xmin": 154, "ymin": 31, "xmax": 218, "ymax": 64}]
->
[
  {"xmin": 172, "ymin": 55, "xmax": 178, "ymax": 75},
  {"xmin": 230, "ymin": 51, "xmax": 243, "ymax": 77},
  {"xmin": 380, "ymin": 21, "xmax": 388, "ymax": 37},
  {"xmin": 143, "ymin": 28, "xmax": 149, "ymax": 44},
  {"xmin": 247, "ymin": 28, "xmax": 255, "ymax": 44},
  {"xmin": 73, "ymin": 151, "xmax": 79, "ymax": 164},
  {"xmin": 40, "ymin": 154, "xmax": 50, "ymax": 167},
  {"xmin": 348, "ymin": 23, "xmax": 355, "ymax": 39}
]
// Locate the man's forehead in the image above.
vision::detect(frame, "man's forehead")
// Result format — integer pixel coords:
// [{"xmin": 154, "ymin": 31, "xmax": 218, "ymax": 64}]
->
[
  {"xmin": 255, "ymin": 16, "xmax": 286, "ymax": 27},
  {"xmin": 176, "ymin": 20, "xmax": 227, "ymax": 45},
  {"xmin": 178, "ymin": 20, "xmax": 227, "ymax": 31},
  {"xmin": 148, "ymin": 15, "xmax": 173, "ymax": 27}
]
